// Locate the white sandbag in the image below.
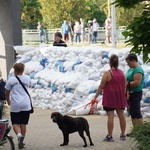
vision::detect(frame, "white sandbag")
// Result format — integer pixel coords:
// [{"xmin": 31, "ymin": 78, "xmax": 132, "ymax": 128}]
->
[
  {"xmin": 82, "ymin": 59, "xmax": 95, "ymax": 67},
  {"xmin": 74, "ymin": 80, "xmax": 96, "ymax": 97},
  {"xmin": 146, "ymin": 91, "xmax": 150, "ymax": 97},
  {"xmin": 75, "ymin": 105, "xmax": 90, "ymax": 116},
  {"xmin": 143, "ymin": 89, "xmax": 150, "ymax": 96},
  {"xmin": 24, "ymin": 61, "xmax": 43, "ymax": 74},
  {"xmin": 30, "ymin": 92, "xmax": 37, "ymax": 99},
  {"xmin": 140, "ymin": 102, "xmax": 150, "ymax": 107},
  {"xmin": 141, "ymin": 65, "xmax": 150, "ymax": 73},
  {"xmin": 143, "ymin": 112, "xmax": 150, "ymax": 118},
  {"xmin": 11, "ymin": 45, "xmax": 150, "ymax": 116},
  {"xmin": 97, "ymin": 110, "xmax": 106, "ymax": 116},
  {"xmin": 34, "ymin": 84, "xmax": 41, "ymax": 89},
  {"xmin": 141, "ymin": 106, "xmax": 150, "ymax": 112},
  {"xmin": 14, "ymin": 45, "xmax": 36, "ymax": 54},
  {"xmin": 97, "ymin": 99, "xmax": 103, "ymax": 110},
  {"xmin": 63, "ymin": 61, "xmax": 76, "ymax": 71}
]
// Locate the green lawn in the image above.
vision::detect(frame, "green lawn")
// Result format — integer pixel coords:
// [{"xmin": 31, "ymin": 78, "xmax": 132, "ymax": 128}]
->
[{"xmin": 24, "ymin": 41, "xmax": 130, "ymax": 50}]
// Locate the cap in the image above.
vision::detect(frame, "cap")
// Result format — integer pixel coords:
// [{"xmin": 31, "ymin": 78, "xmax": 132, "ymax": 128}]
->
[{"xmin": 55, "ymin": 32, "xmax": 62, "ymax": 39}]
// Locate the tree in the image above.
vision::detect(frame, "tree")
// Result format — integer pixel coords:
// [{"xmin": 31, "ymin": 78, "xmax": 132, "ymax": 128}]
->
[
  {"xmin": 116, "ymin": 4, "xmax": 144, "ymax": 27},
  {"xmin": 21, "ymin": 0, "xmax": 42, "ymax": 29},
  {"xmin": 38, "ymin": 0, "xmax": 106, "ymax": 28},
  {"xmin": 84, "ymin": 0, "xmax": 106, "ymax": 26},
  {"xmin": 114, "ymin": 0, "xmax": 150, "ymax": 63},
  {"xmin": 39, "ymin": 0, "xmax": 86, "ymax": 28},
  {"xmin": 100, "ymin": 0, "xmax": 145, "ymax": 27}
]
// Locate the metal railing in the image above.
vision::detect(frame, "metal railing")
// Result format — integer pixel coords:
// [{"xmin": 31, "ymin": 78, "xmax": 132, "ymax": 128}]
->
[{"xmin": 22, "ymin": 26, "xmax": 126, "ymax": 44}]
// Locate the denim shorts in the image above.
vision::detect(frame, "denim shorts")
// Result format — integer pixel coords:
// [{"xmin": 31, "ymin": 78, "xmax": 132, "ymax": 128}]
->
[{"xmin": 128, "ymin": 91, "xmax": 143, "ymax": 119}]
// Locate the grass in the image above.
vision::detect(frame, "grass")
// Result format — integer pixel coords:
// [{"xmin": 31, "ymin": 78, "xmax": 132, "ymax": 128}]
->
[
  {"xmin": 23, "ymin": 41, "xmax": 130, "ymax": 50},
  {"xmin": 130, "ymin": 121, "xmax": 150, "ymax": 150}
]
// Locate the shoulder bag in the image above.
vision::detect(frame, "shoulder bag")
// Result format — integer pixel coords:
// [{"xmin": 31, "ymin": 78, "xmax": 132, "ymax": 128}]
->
[{"xmin": 16, "ymin": 76, "xmax": 34, "ymax": 114}]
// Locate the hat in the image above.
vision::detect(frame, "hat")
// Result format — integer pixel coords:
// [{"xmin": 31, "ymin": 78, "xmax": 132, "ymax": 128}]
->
[{"xmin": 55, "ymin": 32, "xmax": 62, "ymax": 39}]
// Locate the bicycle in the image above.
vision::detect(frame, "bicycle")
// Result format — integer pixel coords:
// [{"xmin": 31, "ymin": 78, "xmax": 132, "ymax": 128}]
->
[{"xmin": 0, "ymin": 119, "xmax": 15, "ymax": 150}]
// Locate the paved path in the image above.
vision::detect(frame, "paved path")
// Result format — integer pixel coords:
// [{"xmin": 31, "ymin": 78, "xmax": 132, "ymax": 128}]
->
[{"xmin": 3, "ymin": 108, "xmax": 137, "ymax": 150}]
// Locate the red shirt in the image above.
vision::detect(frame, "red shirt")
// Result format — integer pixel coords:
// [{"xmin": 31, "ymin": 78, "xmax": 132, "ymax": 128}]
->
[{"xmin": 102, "ymin": 69, "xmax": 127, "ymax": 108}]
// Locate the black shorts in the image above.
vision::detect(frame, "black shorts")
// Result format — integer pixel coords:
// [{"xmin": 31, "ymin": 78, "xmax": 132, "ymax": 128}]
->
[
  {"xmin": 11, "ymin": 111, "xmax": 30, "ymax": 125},
  {"xmin": 103, "ymin": 106, "xmax": 125, "ymax": 112},
  {"xmin": 128, "ymin": 91, "xmax": 143, "ymax": 119}
]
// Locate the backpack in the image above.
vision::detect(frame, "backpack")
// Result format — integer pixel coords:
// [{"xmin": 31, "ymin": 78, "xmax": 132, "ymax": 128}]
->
[{"xmin": 0, "ymin": 79, "xmax": 6, "ymax": 100}]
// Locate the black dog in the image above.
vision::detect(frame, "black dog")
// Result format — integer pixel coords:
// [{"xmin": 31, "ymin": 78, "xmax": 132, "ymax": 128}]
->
[{"xmin": 51, "ymin": 112, "xmax": 94, "ymax": 147}]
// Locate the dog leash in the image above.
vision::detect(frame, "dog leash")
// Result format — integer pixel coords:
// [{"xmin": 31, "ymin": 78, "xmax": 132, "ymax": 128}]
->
[
  {"xmin": 72, "ymin": 99, "xmax": 99, "ymax": 115},
  {"xmin": 85, "ymin": 99, "xmax": 99, "ymax": 114}
]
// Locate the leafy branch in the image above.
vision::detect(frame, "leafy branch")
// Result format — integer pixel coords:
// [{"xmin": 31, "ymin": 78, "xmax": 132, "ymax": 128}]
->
[{"xmin": 114, "ymin": 0, "xmax": 150, "ymax": 63}]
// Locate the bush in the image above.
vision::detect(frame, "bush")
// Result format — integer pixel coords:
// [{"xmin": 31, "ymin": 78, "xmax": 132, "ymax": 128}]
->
[{"xmin": 130, "ymin": 121, "xmax": 150, "ymax": 150}]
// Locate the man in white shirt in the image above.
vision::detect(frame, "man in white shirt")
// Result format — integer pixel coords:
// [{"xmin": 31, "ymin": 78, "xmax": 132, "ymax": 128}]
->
[
  {"xmin": 91, "ymin": 18, "xmax": 100, "ymax": 43},
  {"xmin": 5, "ymin": 63, "xmax": 31, "ymax": 149}
]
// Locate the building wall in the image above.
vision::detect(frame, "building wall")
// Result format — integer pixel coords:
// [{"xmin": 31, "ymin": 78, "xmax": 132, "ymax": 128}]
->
[{"xmin": 0, "ymin": 0, "xmax": 22, "ymax": 79}]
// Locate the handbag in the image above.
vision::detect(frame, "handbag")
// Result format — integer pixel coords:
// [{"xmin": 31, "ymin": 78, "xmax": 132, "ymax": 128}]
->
[{"xmin": 15, "ymin": 76, "xmax": 34, "ymax": 114}]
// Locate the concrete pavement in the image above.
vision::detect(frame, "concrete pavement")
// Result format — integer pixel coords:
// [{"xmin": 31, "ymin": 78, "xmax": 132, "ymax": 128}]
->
[{"xmin": 3, "ymin": 107, "xmax": 137, "ymax": 150}]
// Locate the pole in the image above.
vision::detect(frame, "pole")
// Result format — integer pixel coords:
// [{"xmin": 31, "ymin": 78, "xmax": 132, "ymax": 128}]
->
[
  {"xmin": 108, "ymin": 0, "xmax": 111, "ymax": 17},
  {"xmin": 0, "ymin": 0, "xmax": 22, "ymax": 79},
  {"xmin": 111, "ymin": 0, "xmax": 117, "ymax": 48}
]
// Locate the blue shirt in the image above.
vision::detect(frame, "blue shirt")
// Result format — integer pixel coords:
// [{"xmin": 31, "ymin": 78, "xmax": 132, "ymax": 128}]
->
[{"xmin": 61, "ymin": 23, "xmax": 69, "ymax": 34}]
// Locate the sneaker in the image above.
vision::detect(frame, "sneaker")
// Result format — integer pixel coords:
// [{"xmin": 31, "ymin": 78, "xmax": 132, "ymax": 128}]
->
[
  {"xmin": 103, "ymin": 135, "xmax": 114, "ymax": 142},
  {"xmin": 23, "ymin": 143, "xmax": 26, "ymax": 148},
  {"xmin": 120, "ymin": 134, "xmax": 126, "ymax": 141},
  {"xmin": 18, "ymin": 135, "xmax": 24, "ymax": 149}
]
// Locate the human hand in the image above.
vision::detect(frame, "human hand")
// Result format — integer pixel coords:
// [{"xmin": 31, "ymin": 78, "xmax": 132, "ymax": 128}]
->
[{"xmin": 7, "ymin": 99, "xmax": 11, "ymax": 105}]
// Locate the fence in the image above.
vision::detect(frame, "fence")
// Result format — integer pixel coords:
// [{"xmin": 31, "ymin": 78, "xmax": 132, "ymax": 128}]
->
[{"xmin": 22, "ymin": 26, "xmax": 126, "ymax": 44}]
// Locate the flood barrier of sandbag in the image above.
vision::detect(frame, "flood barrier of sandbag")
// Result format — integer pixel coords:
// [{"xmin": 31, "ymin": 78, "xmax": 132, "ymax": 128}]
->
[{"xmin": 10, "ymin": 45, "xmax": 150, "ymax": 117}]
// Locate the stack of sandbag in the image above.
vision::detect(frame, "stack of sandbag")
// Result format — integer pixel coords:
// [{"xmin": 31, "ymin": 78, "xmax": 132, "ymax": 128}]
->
[{"xmin": 11, "ymin": 45, "xmax": 150, "ymax": 117}]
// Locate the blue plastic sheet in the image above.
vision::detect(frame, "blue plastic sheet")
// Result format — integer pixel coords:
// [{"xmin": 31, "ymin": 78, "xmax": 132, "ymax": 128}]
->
[
  {"xmin": 65, "ymin": 86, "xmax": 73, "ymax": 93},
  {"xmin": 40, "ymin": 58, "xmax": 49, "ymax": 67},
  {"xmin": 29, "ymin": 71, "xmax": 37, "ymax": 79},
  {"xmin": 55, "ymin": 60, "xmax": 66, "ymax": 72},
  {"xmin": 52, "ymin": 84, "xmax": 58, "ymax": 94},
  {"xmin": 143, "ymin": 73, "xmax": 150, "ymax": 88},
  {"xmin": 144, "ymin": 97, "xmax": 150, "ymax": 103},
  {"xmin": 72, "ymin": 59, "xmax": 82, "ymax": 70}
]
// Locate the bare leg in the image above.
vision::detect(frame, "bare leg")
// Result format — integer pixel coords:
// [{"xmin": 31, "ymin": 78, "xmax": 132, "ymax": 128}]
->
[
  {"xmin": 20, "ymin": 124, "xmax": 26, "ymax": 137},
  {"xmin": 13, "ymin": 124, "xmax": 21, "ymax": 135},
  {"xmin": 137, "ymin": 118, "xmax": 143, "ymax": 124},
  {"xmin": 116, "ymin": 109, "xmax": 126, "ymax": 135},
  {"xmin": 131, "ymin": 118, "xmax": 137, "ymax": 127},
  {"xmin": 106, "ymin": 110, "xmax": 114, "ymax": 137},
  {"xmin": 132, "ymin": 118, "xmax": 143, "ymax": 127},
  {"xmin": 105, "ymin": 37, "xmax": 109, "ymax": 43}
]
